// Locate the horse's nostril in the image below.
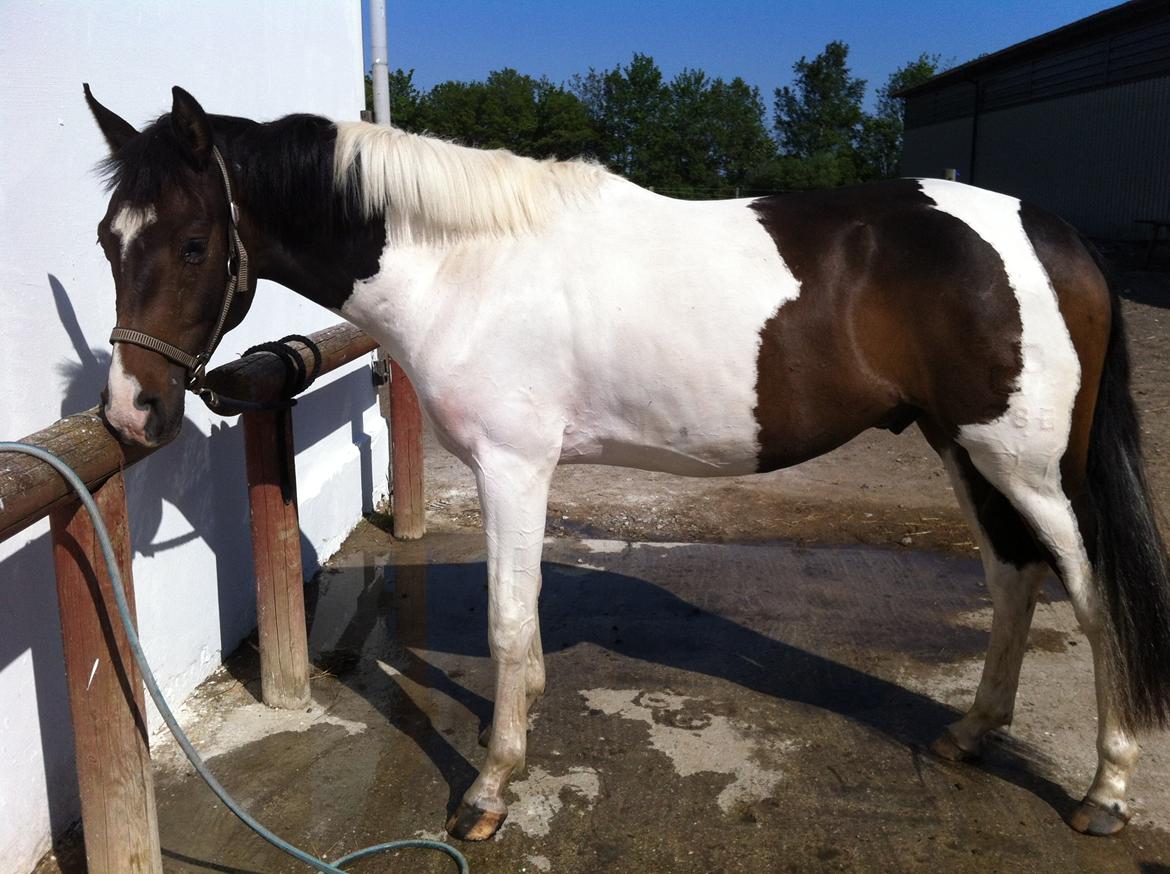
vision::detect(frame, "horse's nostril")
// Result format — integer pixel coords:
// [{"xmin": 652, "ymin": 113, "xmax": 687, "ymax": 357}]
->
[{"xmin": 136, "ymin": 393, "xmax": 162, "ymax": 444}]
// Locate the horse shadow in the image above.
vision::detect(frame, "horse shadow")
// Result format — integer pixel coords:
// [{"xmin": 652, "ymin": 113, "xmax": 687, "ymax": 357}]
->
[{"xmin": 308, "ymin": 554, "xmax": 1080, "ymax": 826}]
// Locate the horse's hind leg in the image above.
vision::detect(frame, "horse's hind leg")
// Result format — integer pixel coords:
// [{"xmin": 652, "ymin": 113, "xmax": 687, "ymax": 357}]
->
[
  {"xmin": 929, "ymin": 441, "xmax": 1049, "ymax": 760},
  {"xmin": 956, "ymin": 432, "xmax": 1138, "ymax": 835}
]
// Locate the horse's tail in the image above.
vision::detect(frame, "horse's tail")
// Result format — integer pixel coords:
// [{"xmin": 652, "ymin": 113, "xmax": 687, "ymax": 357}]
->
[{"xmin": 1084, "ymin": 247, "xmax": 1170, "ymax": 730}]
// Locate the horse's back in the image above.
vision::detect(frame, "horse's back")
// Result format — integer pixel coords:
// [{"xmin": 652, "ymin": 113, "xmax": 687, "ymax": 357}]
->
[{"xmin": 418, "ymin": 177, "xmax": 1106, "ymax": 480}]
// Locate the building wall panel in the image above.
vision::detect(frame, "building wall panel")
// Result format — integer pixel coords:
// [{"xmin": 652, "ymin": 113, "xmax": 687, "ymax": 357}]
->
[
  {"xmin": 971, "ymin": 76, "xmax": 1170, "ymax": 238},
  {"xmin": 0, "ymin": 4, "xmax": 375, "ymax": 872},
  {"xmin": 900, "ymin": 117, "xmax": 975, "ymax": 181}
]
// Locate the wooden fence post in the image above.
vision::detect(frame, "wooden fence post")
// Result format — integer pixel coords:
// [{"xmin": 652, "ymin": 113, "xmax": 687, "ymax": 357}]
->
[
  {"xmin": 242, "ymin": 408, "xmax": 311, "ymax": 709},
  {"xmin": 386, "ymin": 356, "xmax": 426, "ymax": 540},
  {"xmin": 50, "ymin": 472, "xmax": 162, "ymax": 874}
]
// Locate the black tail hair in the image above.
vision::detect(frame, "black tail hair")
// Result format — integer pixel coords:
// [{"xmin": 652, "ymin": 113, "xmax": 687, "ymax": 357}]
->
[{"xmin": 1085, "ymin": 248, "xmax": 1170, "ymax": 730}]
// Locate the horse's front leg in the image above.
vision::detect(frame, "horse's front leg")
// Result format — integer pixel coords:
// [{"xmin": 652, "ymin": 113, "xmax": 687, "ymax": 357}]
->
[
  {"xmin": 478, "ymin": 576, "xmax": 546, "ymax": 750},
  {"xmin": 447, "ymin": 446, "xmax": 556, "ymax": 841}
]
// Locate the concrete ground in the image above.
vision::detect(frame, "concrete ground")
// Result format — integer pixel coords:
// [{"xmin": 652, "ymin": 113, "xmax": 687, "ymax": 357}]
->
[{"xmin": 42, "ymin": 524, "xmax": 1166, "ymax": 874}]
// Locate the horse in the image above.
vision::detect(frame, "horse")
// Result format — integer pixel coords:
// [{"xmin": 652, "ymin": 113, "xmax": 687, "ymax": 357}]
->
[{"xmin": 84, "ymin": 85, "xmax": 1170, "ymax": 842}]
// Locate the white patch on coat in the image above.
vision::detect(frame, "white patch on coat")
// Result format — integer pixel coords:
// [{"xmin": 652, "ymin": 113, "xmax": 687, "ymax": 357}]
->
[
  {"xmin": 581, "ymin": 688, "xmax": 796, "ymax": 814},
  {"xmin": 502, "ymin": 766, "xmax": 600, "ymax": 837},
  {"xmin": 110, "ymin": 204, "xmax": 157, "ymax": 258},
  {"xmin": 916, "ymin": 179, "xmax": 1080, "ymax": 481},
  {"xmin": 333, "ymin": 122, "xmax": 607, "ymax": 245},
  {"xmin": 105, "ymin": 345, "xmax": 149, "ymax": 443},
  {"xmin": 339, "ymin": 177, "xmax": 801, "ymax": 476}
]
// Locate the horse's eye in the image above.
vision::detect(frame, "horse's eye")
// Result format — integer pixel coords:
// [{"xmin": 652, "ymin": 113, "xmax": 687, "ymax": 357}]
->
[{"xmin": 181, "ymin": 238, "xmax": 209, "ymax": 264}]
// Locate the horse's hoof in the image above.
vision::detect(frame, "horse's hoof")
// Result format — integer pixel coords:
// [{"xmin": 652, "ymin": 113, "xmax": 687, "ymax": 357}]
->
[
  {"xmin": 929, "ymin": 729, "xmax": 980, "ymax": 763},
  {"xmin": 446, "ymin": 801, "xmax": 507, "ymax": 841},
  {"xmin": 1068, "ymin": 799, "xmax": 1129, "ymax": 836}
]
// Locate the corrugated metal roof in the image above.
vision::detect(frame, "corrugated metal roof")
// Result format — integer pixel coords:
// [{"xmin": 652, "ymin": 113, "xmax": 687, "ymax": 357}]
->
[{"xmin": 895, "ymin": 0, "xmax": 1170, "ymax": 98}]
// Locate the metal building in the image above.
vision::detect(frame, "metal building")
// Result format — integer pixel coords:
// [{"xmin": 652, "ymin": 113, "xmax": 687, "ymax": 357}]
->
[{"xmin": 898, "ymin": 0, "xmax": 1170, "ymax": 239}]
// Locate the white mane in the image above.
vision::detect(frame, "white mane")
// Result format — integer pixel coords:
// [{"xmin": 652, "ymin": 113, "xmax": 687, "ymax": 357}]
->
[{"xmin": 333, "ymin": 122, "xmax": 609, "ymax": 244}]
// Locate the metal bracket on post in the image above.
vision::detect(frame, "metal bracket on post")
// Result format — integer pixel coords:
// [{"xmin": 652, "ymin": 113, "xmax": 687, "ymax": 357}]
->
[
  {"xmin": 371, "ymin": 355, "xmax": 390, "ymax": 387},
  {"xmin": 375, "ymin": 350, "xmax": 426, "ymax": 539}
]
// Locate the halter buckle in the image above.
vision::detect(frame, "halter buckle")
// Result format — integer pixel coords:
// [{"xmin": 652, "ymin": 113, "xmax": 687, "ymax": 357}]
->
[{"xmin": 187, "ymin": 358, "xmax": 209, "ymax": 391}]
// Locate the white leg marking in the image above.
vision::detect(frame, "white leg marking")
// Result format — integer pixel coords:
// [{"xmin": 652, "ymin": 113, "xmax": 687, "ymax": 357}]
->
[
  {"xmin": 110, "ymin": 204, "xmax": 157, "ymax": 258},
  {"xmin": 105, "ymin": 346, "xmax": 150, "ymax": 444}
]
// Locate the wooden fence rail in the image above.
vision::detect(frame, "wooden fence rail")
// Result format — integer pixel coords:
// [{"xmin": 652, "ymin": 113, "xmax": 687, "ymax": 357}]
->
[{"xmin": 0, "ymin": 321, "xmax": 426, "ymax": 873}]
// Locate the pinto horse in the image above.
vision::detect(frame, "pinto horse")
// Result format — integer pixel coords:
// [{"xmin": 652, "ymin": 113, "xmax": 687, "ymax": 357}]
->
[{"xmin": 85, "ymin": 86, "xmax": 1170, "ymax": 841}]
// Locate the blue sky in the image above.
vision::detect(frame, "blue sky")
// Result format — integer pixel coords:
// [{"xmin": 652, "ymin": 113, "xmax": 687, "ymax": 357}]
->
[{"xmin": 363, "ymin": 0, "xmax": 1118, "ymax": 110}]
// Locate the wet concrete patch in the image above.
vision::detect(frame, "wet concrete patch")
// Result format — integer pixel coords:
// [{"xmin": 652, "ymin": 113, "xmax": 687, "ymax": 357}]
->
[
  {"xmin": 580, "ymin": 688, "xmax": 797, "ymax": 814},
  {"xmin": 38, "ymin": 527, "xmax": 1169, "ymax": 874},
  {"xmin": 504, "ymin": 765, "xmax": 600, "ymax": 837}
]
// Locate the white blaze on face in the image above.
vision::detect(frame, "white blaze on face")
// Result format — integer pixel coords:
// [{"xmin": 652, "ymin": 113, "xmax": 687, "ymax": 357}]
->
[
  {"xmin": 105, "ymin": 346, "xmax": 150, "ymax": 444},
  {"xmin": 110, "ymin": 204, "xmax": 157, "ymax": 258}
]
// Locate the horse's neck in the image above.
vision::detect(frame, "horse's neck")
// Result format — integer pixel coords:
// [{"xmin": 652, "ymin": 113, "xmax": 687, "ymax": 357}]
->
[
  {"xmin": 330, "ymin": 179, "xmax": 652, "ymax": 373},
  {"xmin": 338, "ymin": 241, "xmax": 451, "ymax": 369}
]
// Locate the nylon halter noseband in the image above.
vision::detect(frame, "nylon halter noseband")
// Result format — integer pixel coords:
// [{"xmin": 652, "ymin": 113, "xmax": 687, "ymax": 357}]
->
[{"xmin": 109, "ymin": 146, "xmax": 249, "ymax": 393}]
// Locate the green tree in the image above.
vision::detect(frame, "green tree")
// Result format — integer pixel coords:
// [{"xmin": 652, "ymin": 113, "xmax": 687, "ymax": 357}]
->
[
  {"xmin": 532, "ymin": 79, "xmax": 599, "ymax": 158},
  {"xmin": 773, "ymin": 41, "xmax": 866, "ymax": 184},
  {"xmin": 574, "ymin": 55, "xmax": 775, "ymax": 194},
  {"xmin": 413, "ymin": 69, "xmax": 598, "ymax": 160},
  {"xmin": 856, "ymin": 53, "xmax": 940, "ymax": 179},
  {"xmin": 573, "ymin": 54, "xmax": 672, "ymax": 186},
  {"xmin": 418, "ymin": 80, "xmax": 486, "ymax": 142},
  {"xmin": 705, "ymin": 77, "xmax": 774, "ymax": 188},
  {"xmin": 359, "ymin": 47, "xmax": 938, "ymax": 196},
  {"xmin": 364, "ymin": 68, "xmax": 423, "ymax": 128}
]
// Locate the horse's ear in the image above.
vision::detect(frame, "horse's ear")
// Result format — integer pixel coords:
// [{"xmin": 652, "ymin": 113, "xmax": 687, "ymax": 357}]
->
[
  {"xmin": 170, "ymin": 86, "xmax": 212, "ymax": 167},
  {"xmin": 83, "ymin": 83, "xmax": 137, "ymax": 154}
]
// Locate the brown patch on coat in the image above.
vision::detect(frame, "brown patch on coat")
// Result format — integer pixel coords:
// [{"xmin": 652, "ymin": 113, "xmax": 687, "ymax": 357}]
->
[{"xmin": 748, "ymin": 179, "xmax": 1023, "ymax": 473}]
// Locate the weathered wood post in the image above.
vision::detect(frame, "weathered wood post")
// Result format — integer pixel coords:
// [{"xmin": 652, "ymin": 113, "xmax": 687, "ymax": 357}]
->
[
  {"xmin": 381, "ymin": 352, "xmax": 426, "ymax": 540},
  {"xmin": 242, "ymin": 407, "xmax": 311, "ymax": 708},
  {"xmin": 50, "ymin": 471, "xmax": 163, "ymax": 874}
]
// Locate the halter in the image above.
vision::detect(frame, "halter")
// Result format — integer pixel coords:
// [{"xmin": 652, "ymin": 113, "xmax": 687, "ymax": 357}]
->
[{"xmin": 109, "ymin": 145, "xmax": 249, "ymax": 393}]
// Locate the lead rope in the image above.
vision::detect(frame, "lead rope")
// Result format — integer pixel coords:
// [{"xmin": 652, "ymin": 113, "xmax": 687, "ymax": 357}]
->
[{"xmin": 0, "ymin": 442, "xmax": 469, "ymax": 874}]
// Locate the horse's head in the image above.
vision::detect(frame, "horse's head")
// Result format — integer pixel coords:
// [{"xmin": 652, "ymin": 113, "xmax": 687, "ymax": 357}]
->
[{"xmin": 85, "ymin": 85, "xmax": 254, "ymax": 447}]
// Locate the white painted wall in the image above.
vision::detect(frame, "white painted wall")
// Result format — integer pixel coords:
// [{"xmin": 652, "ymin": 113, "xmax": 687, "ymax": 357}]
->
[{"xmin": 0, "ymin": 4, "xmax": 384, "ymax": 872}]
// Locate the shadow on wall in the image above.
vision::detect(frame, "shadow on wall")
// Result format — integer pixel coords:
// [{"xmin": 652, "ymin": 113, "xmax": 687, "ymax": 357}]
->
[
  {"xmin": 50, "ymin": 273, "xmax": 266, "ymax": 648},
  {"xmin": 0, "ymin": 275, "xmax": 379, "ymax": 855}
]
